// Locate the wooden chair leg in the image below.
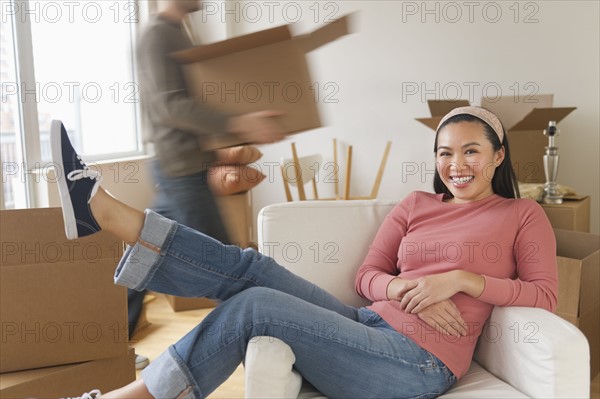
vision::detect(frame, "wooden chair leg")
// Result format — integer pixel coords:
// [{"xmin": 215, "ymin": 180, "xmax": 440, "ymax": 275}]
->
[
  {"xmin": 369, "ymin": 141, "xmax": 392, "ymax": 199},
  {"xmin": 343, "ymin": 145, "xmax": 353, "ymax": 200},
  {"xmin": 333, "ymin": 138, "xmax": 339, "ymax": 200},
  {"xmin": 291, "ymin": 143, "xmax": 306, "ymax": 201},
  {"xmin": 280, "ymin": 164, "xmax": 293, "ymax": 202}
]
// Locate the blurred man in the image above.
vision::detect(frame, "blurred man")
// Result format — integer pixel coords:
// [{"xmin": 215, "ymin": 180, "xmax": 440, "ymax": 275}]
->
[{"xmin": 130, "ymin": 0, "xmax": 284, "ymax": 368}]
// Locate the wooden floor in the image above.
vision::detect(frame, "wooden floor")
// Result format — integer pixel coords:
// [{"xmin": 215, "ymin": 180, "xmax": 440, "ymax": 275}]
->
[{"xmin": 133, "ymin": 294, "xmax": 599, "ymax": 399}]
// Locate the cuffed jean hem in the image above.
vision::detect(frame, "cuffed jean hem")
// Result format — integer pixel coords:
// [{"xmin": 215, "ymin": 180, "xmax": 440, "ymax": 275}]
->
[
  {"xmin": 114, "ymin": 209, "xmax": 177, "ymax": 290},
  {"xmin": 142, "ymin": 347, "xmax": 199, "ymax": 399}
]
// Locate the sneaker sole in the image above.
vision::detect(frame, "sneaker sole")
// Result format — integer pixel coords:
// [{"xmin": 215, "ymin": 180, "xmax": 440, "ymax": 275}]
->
[{"xmin": 50, "ymin": 120, "xmax": 78, "ymax": 240}]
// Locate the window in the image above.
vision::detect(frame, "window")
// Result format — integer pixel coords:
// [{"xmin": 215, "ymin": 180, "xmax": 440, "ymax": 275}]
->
[
  {"xmin": 1, "ymin": 0, "xmax": 143, "ymax": 209},
  {"xmin": 1, "ymin": 9, "xmax": 28, "ymax": 208}
]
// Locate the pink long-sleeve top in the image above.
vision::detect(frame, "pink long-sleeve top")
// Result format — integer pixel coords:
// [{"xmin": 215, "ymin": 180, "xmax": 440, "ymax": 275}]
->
[{"xmin": 355, "ymin": 191, "xmax": 558, "ymax": 378}]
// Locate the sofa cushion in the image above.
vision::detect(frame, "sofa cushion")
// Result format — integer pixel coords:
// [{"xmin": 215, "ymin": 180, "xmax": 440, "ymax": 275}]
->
[
  {"xmin": 439, "ymin": 362, "xmax": 527, "ymax": 398},
  {"xmin": 293, "ymin": 362, "xmax": 528, "ymax": 399},
  {"xmin": 257, "ymin": 200, "xmax": 398, "ymax": 307}
]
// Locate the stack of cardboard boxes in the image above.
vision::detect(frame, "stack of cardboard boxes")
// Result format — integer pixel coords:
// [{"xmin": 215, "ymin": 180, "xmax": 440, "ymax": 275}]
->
[{"xmin": 0, "ymin": 208, "xmax": 135, "ymax": 397}]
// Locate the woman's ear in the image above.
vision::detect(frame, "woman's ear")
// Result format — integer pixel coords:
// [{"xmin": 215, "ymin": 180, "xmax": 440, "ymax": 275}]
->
[{"xmin": 495, "ymin": 146, "xmax": 506, "ymax": 166}]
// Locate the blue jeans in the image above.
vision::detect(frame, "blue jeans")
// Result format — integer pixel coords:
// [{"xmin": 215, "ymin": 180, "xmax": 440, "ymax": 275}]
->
[
  {"xmin": 115, "ymin": 210, "xmax": 457, "ymax": 399},
  {"xmin": 127, "ymin": 161, "xmax": 231, "ymax": 337}
]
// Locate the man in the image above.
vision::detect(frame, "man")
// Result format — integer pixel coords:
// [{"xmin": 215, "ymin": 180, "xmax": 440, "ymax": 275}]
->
[{"xmin": 130, "ymin": 0, "xmax": 284, "ymax": 368}]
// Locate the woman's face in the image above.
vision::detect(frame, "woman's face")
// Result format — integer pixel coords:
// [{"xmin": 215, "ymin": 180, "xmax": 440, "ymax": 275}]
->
[{"xmin": 436, "ymin": 121, "xmax": 505, "ymax": 203}]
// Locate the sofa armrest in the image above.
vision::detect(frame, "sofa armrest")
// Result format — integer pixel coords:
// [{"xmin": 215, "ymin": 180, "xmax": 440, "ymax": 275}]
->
[{"xmin": 474, "ymin": 306, "xmax": 589, "ymax": 398}]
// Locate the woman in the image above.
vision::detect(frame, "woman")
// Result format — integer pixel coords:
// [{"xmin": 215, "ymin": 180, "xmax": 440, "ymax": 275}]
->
[{"xmin": 54, "ymin": 106, "xmax": 557, "ymax": 399}]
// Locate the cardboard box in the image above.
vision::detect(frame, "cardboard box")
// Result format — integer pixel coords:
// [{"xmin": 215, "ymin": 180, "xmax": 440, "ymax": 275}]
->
[
  {"xmin": 0, "ymin": 349, "xmax": 135, "ymax": 398},
  {"xmin": 415, "ymin": 99, "xmax": 471, "ymax": 130},
  {"xmin": 166, "ymin": 295, "xmax": 216, "ymax": 312},
  {"xmin": 217, "ymin": 192, "xmax": 254, "ymax": 248},
  {"xmin": 172, "ymin": 15, "xmax": 352, "ymax": 149},
  {"xmin": 481, "ymin": 95, "xmax": 576, "ymax": 183},
  {"xmin": 0, "ymin": 208, "xmax": 128, "ymax": 373},
  {"xmin": 541, "ymin": 196, "xmax": 591, "ymax": 232},
  {"xmin": 166, "ymin": 192, "xmax": 253, "ymax": 312},
  {"xmin": 554, "ymin": 229, "xmax": 600, "ymax": 378}
]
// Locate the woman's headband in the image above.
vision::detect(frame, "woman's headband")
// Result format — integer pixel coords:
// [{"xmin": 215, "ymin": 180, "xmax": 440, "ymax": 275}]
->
[{"xmin": 436, "ymin": 106, "xmax": 505, "ymax": 143}]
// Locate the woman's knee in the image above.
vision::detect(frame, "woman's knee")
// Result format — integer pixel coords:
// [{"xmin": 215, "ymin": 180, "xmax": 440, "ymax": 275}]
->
[
  {"xmin": 230, "ymin": 287, "xmax": 290, "ymax": 315},
  {"xmin": 236, "ymin": 286, "xmax": 280, "ymax": 303}
]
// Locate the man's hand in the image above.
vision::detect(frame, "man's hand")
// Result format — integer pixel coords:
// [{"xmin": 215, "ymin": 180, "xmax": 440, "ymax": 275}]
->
[
  {"xmin": 416, "ymin": 299, "xmax": 467, "ymax": 337},
  {"xmin": 228, "ymin": 110, "xmax": 285, "ymax": 144}
]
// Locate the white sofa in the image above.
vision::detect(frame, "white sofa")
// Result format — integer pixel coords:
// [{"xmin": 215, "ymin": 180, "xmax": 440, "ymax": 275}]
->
[{"xmin": 245, "ymin": 200, "xmax": 590, "ymax": 398}]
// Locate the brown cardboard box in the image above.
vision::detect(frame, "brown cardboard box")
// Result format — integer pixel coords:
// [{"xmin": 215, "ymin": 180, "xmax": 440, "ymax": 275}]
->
[
  {"xmin": 0, "ymin": 208, "xmax": 128, "ymax": 373},
  {"xmin": 166, "ymin": 295, "xmax": 216, "ymax": 312},
  {"xmin": 172, "ymin": 15, "xmax": 352, "ymax": 150},
  {"xmin": 415, "ymin": 99, "xmax": 471, "ymax": 130},
  {"xmin": 165, "ymin": 193, "xmax": 253, "ymax": 312},
  {"xmin": 0, "ymin": 349, "xmax": 135, "ymax": 398},
  {"xmin": 481, "ymin": 95, "xmax": 576, "ymax": 183},
  {"xmin": 554, "ymin": 229, "xmax": 600, "ymax": 378},
  {"xmin": 542, "ymin": 197, "xmax": 591, "ymax": 232},
  {"xmin": 217, "ymin": 192, "xmax": 254, "ymax": 248}
]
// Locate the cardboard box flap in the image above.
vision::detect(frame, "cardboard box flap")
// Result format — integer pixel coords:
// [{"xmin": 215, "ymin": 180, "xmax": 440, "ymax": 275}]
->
[
  {"xmin": 173, "ymin": 24, "xmax": 292, "ymax": 64},
  {"xmin": 415, "ymin": 100, "xmax": 470, "ymax": 131},
  {"xmin": 482, "ymin": 94, "xmax": 554, "ymax": 131},
  {"xmin": 294, "ymin": 14, "xmax": 352, "ymax": 53},
  {"xmin": 510, "ymin": 107, "xmax": 577, "ymax": 131},
  {"xmin": 554, "ymin": 228, "xmax": 600, "ymax": 260},
  {"xmin": 173, "ymin": 15, "xmax": 351, "ymax": 64},
  {"xmin": 428, "ymin": 99, "xmax": 470, "ymax": 116},
  {"xmin": 415, "ymin": 116, "xmax": 443, "ymax": 131}
]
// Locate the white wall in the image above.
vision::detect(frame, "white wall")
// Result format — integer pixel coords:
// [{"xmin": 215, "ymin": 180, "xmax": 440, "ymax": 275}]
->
[{"xmin": 190, "ymin": 0, "xmax": 599, "ymax": 234}]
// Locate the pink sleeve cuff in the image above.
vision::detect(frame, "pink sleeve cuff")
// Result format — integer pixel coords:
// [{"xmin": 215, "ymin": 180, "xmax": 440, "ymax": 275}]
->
[
  {"xmin": 477, "ymin": 275, "xmax": 510, "ymax": 306},
  {"xmin": 370, "ymin": 274, "xmax": 397, "ymax": 301}
]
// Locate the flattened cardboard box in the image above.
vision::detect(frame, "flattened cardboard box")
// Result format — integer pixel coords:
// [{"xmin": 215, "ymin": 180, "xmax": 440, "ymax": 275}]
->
[
  {"xmin": 0, "ymin": 208, "xmax": 128, "ymax": 373},
  {"xmin": 172, "ymin": 15, "xmax": 352, "ymax": 150},
  {"xmin": 0, "ymin": 349, "xmax": 135, "ymax": 398},
  {"xmin": 554, "ymin": 228, "xmax": 600, "ymax": 378}
]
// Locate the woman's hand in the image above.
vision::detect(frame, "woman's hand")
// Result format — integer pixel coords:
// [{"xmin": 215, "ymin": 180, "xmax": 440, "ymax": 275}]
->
[
  {"xmin": 416, "ymin": 299, "xmax": 467, "ymax": 337},
  {"xmin": 400, "ymin": 271, "xmax": 461, "ymax": 314},
  {"xmin": 386, "ymin": 277, "xmax": 418, "ymax": 301}
]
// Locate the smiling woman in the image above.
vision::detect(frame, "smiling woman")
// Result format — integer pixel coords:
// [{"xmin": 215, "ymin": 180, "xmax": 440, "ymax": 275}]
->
[{"xmin": 433, "ymin": 107, "xmax": 520, "ymax": 202}]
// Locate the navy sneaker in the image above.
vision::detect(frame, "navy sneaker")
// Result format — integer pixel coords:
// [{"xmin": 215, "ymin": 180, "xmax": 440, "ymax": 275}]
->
[{"xmin": 50, "ymin": 120, "xmax": 102, "ymax": 239}]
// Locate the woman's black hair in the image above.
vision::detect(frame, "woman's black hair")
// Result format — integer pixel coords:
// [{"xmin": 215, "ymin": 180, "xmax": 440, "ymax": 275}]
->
[{"xmin": 433, "ymin": 114, "xmax": 520, "ymax": 199}]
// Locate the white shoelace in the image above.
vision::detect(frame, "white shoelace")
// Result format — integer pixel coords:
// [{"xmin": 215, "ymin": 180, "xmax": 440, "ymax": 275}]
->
[
  {"xmin": 64, "ymin": 389, "xmax": 102, "ymax": 399},
  {"xmin": 67, "ymin": 155, "xmax": 102, "ymax": 203}
]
